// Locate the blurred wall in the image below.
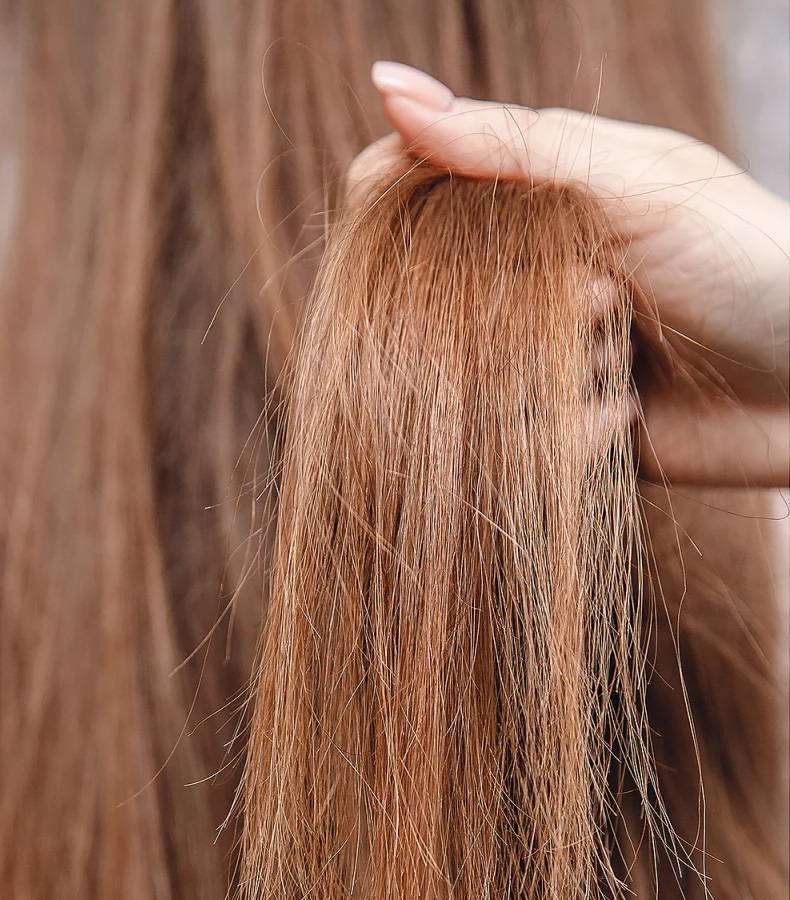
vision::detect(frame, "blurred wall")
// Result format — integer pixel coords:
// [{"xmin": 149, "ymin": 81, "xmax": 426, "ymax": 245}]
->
[{"xmin": 716, "ymin": 0, "xmax": 790, "ymax": 198}]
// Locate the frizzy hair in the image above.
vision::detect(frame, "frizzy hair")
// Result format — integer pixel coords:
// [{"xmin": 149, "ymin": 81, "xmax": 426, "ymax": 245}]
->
[
  {"xmin": 0, "ymin": 1, "xmax": 786, "ymax": 898},
  {"xmin": 238, "ymin": 168, "xmax": 664, "ymax": 895},
  {"xmin": 232, "ymin": 163, "xmax": 785, "ymax": 897}
]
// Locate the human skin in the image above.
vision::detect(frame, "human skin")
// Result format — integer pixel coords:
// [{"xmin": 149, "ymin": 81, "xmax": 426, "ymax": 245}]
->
[{"xmin": 348, "ymin": 61, "xmax": 790, "ymax": 487}]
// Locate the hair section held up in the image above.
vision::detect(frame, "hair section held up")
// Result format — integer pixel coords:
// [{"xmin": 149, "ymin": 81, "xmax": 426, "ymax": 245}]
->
[{"xmin": 237, "ymin": 165, "xmax": 679, "ymax": 898}]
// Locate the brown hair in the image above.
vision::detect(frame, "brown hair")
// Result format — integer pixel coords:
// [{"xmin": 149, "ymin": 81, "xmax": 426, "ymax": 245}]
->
[
  {"xmin": 0, "ymin": 1, "xmax": 786, "ymax": 897},
  {"xmin": 236, "ymin": 164, "xmax": 787, "ymax": 897},
  {"xmin": 239, "ymin": 168, "xmax": 663, "ymax": 896}
]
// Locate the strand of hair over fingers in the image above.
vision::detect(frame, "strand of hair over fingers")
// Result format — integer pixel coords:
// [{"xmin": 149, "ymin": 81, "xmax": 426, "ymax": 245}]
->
[{"xmin": 234, "ymin": 166, "xmax": 693, "ymax": 899}]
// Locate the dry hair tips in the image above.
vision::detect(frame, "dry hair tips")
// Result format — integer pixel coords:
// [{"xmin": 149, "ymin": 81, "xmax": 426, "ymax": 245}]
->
[
  {"xmin": 239, "ymin": 166, "xmax": 669, "ymax": 897},
  {"xmin": 2, "ymin": 2, "xmax": 787, "ymax": 898}
]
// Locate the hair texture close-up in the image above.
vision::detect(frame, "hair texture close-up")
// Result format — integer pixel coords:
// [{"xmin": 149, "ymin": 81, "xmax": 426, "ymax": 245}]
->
[
  {"xmin": 234, "ymin": 165, "xmax": 786, "ymax": 899},
  {"xmin": 240, "ymin": 169, "xmax": 660, "ymax": 897},
  {"xmin": 0, "ymin": 1, "xmax": 787, "ymax": 898}
]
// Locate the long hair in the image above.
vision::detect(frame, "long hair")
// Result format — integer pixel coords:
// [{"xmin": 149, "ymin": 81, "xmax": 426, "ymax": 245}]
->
[
  {"xmin": 0, "ymin": 1, "xmax": 786, "ymax": 897},
  {"xmin": 240, "ymin": 168, "xmax": 664, "ymax": 896}
]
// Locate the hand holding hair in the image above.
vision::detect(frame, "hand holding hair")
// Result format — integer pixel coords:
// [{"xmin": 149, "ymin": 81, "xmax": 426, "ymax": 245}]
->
[{"xmin": 351, "ymin": 61, "xmax": 790, "ymax": 487}]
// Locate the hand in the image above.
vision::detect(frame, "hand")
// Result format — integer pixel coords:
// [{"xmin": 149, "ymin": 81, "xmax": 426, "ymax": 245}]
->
[{"xmin": 348, "ymin": 61, "xmax": 789, "ymax": 487}]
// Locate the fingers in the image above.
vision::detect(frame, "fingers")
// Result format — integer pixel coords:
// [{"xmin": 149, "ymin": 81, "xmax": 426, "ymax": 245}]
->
[
  {"xmin": 637, "ymin": 396, "xmax": 790, "ymax": 488},
  {"xmin": 379, "ymin": 94, "xmax": 543, "ymax": 181},
  {"xmin": 370, "ymin": 61, "xmax": 539, "ymax": 180},
  {"xmin": 355, "ymin": 64, "xmax": 790, "ymax": 489},
  {"xmin": 365, "ymin": 61, "xmax": 750, "ymax": 234},
  {"xmin": 370, "ymin": 61, "xmax": 454, "ymax": 113},
  {"xmin": 369, "ymin": 61, "xmax": 645, "ymax": 199}
]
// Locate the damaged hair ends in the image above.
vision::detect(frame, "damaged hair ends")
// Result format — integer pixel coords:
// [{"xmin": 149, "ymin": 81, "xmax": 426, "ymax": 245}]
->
[
  {"xmin": 237, "ymin": 166, "xmax": 681, "ymax": 897},
  {"xmin": 2, "ymin": 2, "xmax": 787, "ymax": 897}
]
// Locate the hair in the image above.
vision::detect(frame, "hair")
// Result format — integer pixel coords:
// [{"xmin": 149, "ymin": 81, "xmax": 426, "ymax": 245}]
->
[
  {"xmin": 0, "ymin": 1, "xmax": 787, "ymax": 898},
  {"xmin": 239, "ymin": 167, "xmax": 662, "ymax": 896}
]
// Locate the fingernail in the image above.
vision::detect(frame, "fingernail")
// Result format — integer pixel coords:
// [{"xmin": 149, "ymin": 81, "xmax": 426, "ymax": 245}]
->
[{"xmin": 371, "ymin": 61, "xmax": 454, "ymax": 112}]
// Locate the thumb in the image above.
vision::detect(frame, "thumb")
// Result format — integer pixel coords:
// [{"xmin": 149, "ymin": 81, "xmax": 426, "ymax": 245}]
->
[
  {"xmin": 371, "ymin": 60, "xmax": 541, "ymax": 181},
  {"xmin": 369, "ymin": 61, "xmax": 677, "ymax": 212}
]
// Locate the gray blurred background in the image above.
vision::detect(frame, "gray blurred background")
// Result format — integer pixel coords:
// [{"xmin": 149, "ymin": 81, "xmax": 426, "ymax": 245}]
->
[{"xmin": 717, "ymin": 0, "xmax": 790, "ymax": 198}]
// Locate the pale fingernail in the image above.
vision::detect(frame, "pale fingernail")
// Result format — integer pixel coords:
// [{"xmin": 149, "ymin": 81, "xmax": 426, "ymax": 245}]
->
[{"xmin": 371, "ymin": 61, "xmax": 454, "ymax": 112}]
